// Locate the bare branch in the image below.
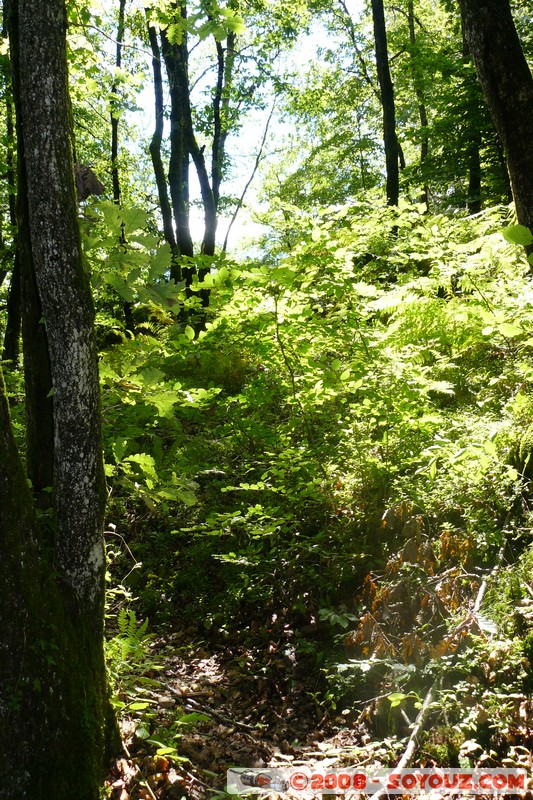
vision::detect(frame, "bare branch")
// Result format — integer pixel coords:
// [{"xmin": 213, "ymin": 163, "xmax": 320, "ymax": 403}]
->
[{"xmin": 222, "ymin": 101, "xmax": 276, "ymax": 253}]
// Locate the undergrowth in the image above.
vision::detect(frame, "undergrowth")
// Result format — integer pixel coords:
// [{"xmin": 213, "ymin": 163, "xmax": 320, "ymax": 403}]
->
[{"xmin": 102, "ymin": 200, "xmax": 533, "ymax": 757}]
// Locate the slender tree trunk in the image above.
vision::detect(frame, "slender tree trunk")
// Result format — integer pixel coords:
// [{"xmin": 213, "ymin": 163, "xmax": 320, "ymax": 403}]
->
[
  {"xmin": 466, "ymin": 129, "xmax": 482, "ymax": 214},
  {"xmin": 160, "ymin": 19, "xmax": 194, "ymax": 263},
  {"xmin": 371, "ymin": 0, "xmax": 399, "ymax": 206},
  {"xmin": 7, "ymin": 11, "xmax": 55, "ymax": 500},
  {"xmin": 110, "ymin": 0, "xmax": 125, "ymax": 205},
  {"xmin": 458, "ymin": 0, "xmax": 533, "ymax": 236},
  {"xmin": 160, "ymin": 1, "xmax": 217, "ymax": 306},
  {"xmin": 147, "ymin": 21, "xmax": 178, "ymax": 263},
  {"xmin": 1, "ymin": 0, "xmax": 118, "ymax": 795},
  {"xmin": 407, "ymin": 0, "xmax": 429, "ymax": 208},
  {"xmin": 148, "ymin": 1, "xmax": 232, "ymax": 308},
  {"xmin": 212, "ymin": 32, "xmax": 235, "ymax": 210},
  {"xmin": 2, "ymin": 65, "xmax": 21, "ymax": 364},
  {"xmin": 2, "ymin": 252, "xmax": 21, "ymax": 364},
  {"xmin": 110, "ymin": 0, "xmax": 135, "ymax": 332}
]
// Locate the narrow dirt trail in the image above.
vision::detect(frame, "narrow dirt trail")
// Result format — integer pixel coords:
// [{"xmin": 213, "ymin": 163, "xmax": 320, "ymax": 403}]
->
[{"xmin": 106, "ymin": 632, "xmax": 385, "ymax": 799}]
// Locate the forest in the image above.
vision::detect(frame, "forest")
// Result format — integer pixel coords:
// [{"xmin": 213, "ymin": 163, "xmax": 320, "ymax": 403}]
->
[{"xmin": 1, "ymin": 0, "xmax": 533, "ymax": 797}]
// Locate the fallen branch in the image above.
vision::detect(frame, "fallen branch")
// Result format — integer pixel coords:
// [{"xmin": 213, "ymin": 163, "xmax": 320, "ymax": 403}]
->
[{"xmin": 175, "ymin": 695, "xmax": 256, "ymax": 733}]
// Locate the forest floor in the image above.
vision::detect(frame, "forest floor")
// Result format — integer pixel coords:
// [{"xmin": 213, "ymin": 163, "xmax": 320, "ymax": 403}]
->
[
  {"xmin": 105, "ymin": 622, "xmax": 533, "ymax": 800},
  {"xmin": 106, "ymin": 600, "xmax": 533, "ymax": 800},
  {"xmin": 105, "ymin": 626, "xmax": 397, "ymax": 800}
]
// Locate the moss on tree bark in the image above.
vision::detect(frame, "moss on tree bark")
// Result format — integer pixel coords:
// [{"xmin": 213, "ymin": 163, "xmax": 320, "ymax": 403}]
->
[{"xmin": 0, "ymin": 0, "xmax": 119, "ymax": 796}]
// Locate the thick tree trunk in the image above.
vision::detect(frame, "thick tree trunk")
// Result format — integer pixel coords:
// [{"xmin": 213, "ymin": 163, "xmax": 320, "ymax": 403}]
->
[
  {"xmin": 0, "ymin": 370, "xmax": 115, "ymax": 797},
  {"xmin": 458, "ymin": 0, "xmax": 533, "ymax": 234},
  {"xmin": 1, "ymin": 0, "xmax": 118, "ymax": 795},
  {"xmin": 16, "ymin": 0, "xmax": 106, "ymax": 614},
  {"xmin": 371, "ymin": 0, "xmax": 399, "ymax": 206}
]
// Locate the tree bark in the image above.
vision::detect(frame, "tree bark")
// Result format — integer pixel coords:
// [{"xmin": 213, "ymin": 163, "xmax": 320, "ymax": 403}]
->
[
  {"xmin": 371, "ymin": 0, "xmax": 400, "ymax": 206},
  {"xmin": 19, "ymin": 163, "xmax": 56, "ymax": 501},
  {"xmin": 2, "ymin": 252, "xmax": 21, "ymax": 364},
  {"xmin": 407, "ymin": 0, "xmax": 429, "ymax": 208},
  {"xmin": 111, "ymin": 0, "xmax": 126, "ymax": 205},
  {"xmin": 160, "ymin": 1, "xmax": 217, "ymax": 306},
  {"xmin": 461, "ymin": 29, "xmax": 482, "ymax": 214},
  {"xmin": 147, "ymin": 20, "xmax": 179, "ymax": 259},
  {"xmin": 1, "ymin": 0, "xmax": 118, "ymax": 795},
  {"xmin": 2, "ymin": 73, "xmax": 20, "ymax": 364},
  {"xmin": 110, "ymin": 0, "xmax": 135, "ymax": 333},
  {"xmin": 458, "ymin": 0, "xmax": 533, "ymax": 234},
  {"xmin": 160, "ymin": 16, "xmax": 194, "ymax": 265},
  {"xmin": 212, "ymin": 32, "xmax": 236, "ymax": 211}
]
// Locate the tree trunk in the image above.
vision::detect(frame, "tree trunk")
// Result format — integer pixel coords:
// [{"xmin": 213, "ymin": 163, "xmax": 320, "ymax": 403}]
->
[
  {"xmin": 461, "ymin": 30, "xmax": 482, "ymax": 214},
  {"xmin": 371, "ymin": 0, "xmax": 400, "ymax": 206},
  {"xmin": 110, "ymin": 0, "xmax": 135, "ymax": 333},
  {"xmin": 111, "ymin": 0, "xmax": 126, "ymax": 205},
  {"xmin": 2, "ymin": 252, "xmax": 21, "ymax": 364},
  {"xmin": 147, "ymin": 20, "xmax": 179, "ymax": 260},
  {"xmin": 160, "ymin": 5, "xmax": 194, "ymax": 270},
  {"xmin": 1, "ymin": 0, "xmax": 118, "ymax": 795},
  {"xmin": 2, "ymin": 73, "xmax": 21, "ymax": 364},
  {"xmin": 18, "ymin": 159, "xmax": 55, "ymax": 501},
  {"xmin": 466, "ymin": 128, "xmax": 482, "ymax": 214},
  {"xmin": 458, "ymin": 0, "xmax": 533, "ymax": 234},
  {"xmin": 407, "ymin": 0, "xmax": 429, "ymax": 208}
]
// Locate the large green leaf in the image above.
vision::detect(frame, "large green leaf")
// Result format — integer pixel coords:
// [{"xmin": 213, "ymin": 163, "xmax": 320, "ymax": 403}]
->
[{"xmin": 502, "ymin": 224, "xmax": 533, "ymax": 246}]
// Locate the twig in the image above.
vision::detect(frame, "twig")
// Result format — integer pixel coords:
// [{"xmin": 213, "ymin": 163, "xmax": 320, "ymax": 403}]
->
[
  {"xmin": 184, "ymin": 768, "xmax": 228, "ymax": 796},
  {"xmin": 139, "ymin": 779, "xmax": 158, "ymax": 800},
  {"xmin": 70, "ymin": 21, "xmax": 157, "ymax": 61},
  {"xmin": 222, "ymin": 100, "xmax": 276, "ymax": 253},
  {"xmin": 175, "ymin": 695, "xmax": 256, "ymax": 732},
  {"xmin": 522, "ymin": 582, "xmax": 533, "ymax": 599}
]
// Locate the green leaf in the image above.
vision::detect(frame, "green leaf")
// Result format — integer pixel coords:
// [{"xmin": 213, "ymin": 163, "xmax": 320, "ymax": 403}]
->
[
  {"xmin": 121, "ymin": 207, "xmax": 149, "ymax": 233},
  {"xmin": 106, "ymin": 274, "xmax": 136, "ymax": 303},
  {"xmin": 184, "ymin": 325, "xmax": 195, "ymax": 341},
  {"xmin": 498, "ymin": 322, "xmax": 523, "ymax": 338},
  {"xmin": 99, "ymin": 201, "xmax": 123, "ymax": 234},
  {"xmin": 388, "ymin": 692, "xmax": 407, "ymax": 708},
  {"xmin": 483, "ymin": 440, "xmax": 497, "ymax": 458},
  {"xmin": 149, "ymin": 243, "xmax": 172, "ymax": 279},
  {"xmin": 179, "ymin": 489, "xmax": 197, "ymax": 506},
  {"xmin": 112, "ymin": 438, "xmax": 128, "ymax": 463},
  {"xmin": 125, "ymin": 453, "xmax": 157, "ymax": 479},
  {"xmin": 176, "ymin": 712, "xmax": 211, "ymax": 724},
  {"xmin": 502, "ymin": 224, "xmax": 533, "ymax": 246}
]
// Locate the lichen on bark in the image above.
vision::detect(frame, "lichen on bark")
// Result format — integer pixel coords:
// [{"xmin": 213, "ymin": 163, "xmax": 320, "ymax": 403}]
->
[{"xmin": 0, "ymin": 0, "xmax": 118, "ymax": 795}]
